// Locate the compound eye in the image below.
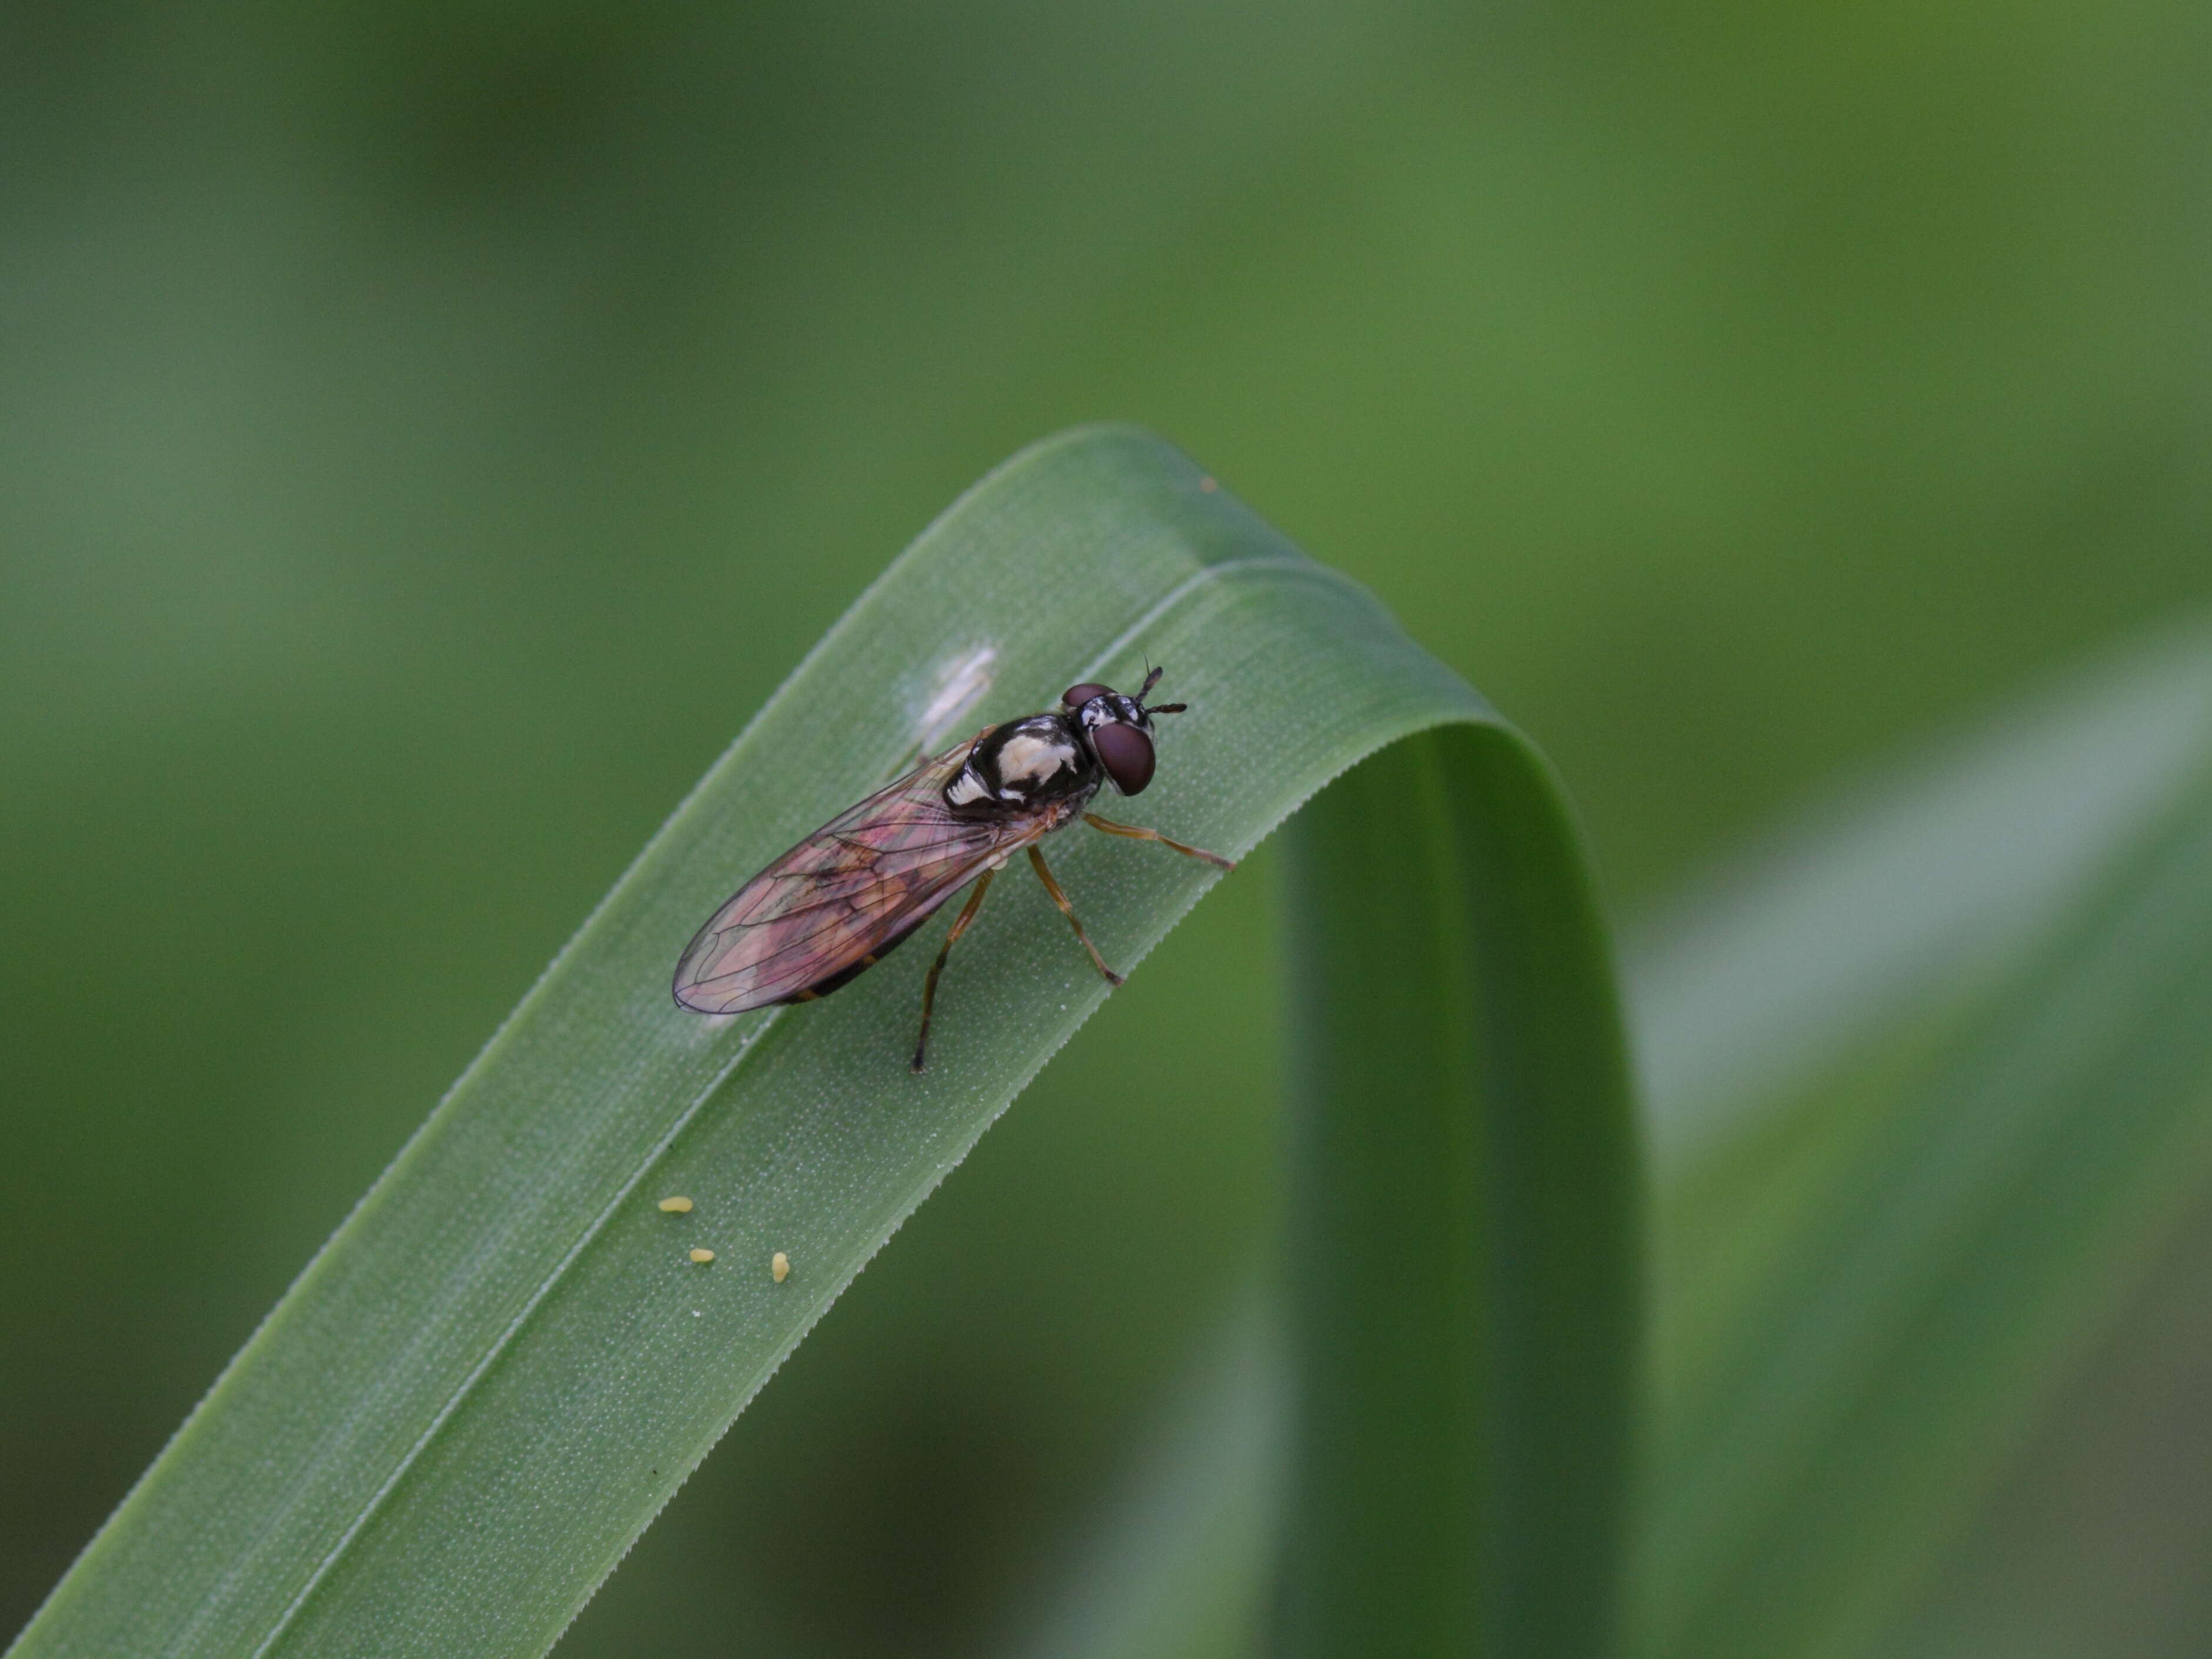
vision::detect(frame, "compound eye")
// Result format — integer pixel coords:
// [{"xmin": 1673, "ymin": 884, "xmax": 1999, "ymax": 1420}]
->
[
  {"xmin": 1091, "ymin": 720, "xmax": 1156, "ymax": 795},
  {"xmin": 1062, "ymin": 682, "xmax": 1114, "ymax": 711}
]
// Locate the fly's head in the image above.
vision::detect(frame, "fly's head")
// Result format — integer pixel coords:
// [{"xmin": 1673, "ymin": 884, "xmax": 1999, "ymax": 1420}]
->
[{"xmin": 1060, "ymin": 666, "xmax": 1187, "ymax": 796}]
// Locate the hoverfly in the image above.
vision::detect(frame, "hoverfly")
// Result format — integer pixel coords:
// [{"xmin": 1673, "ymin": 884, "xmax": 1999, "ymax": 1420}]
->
[{"xmin": 672, "ymin": 667, "xmax": 1232, "ymax": 1071}]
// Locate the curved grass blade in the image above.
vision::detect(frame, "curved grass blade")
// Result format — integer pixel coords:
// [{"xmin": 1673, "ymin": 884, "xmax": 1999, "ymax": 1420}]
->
[
  {"xmin": 1282, "ymin": 730, "xmax": 1641, "ymax": 1659},
  {"xmin": 10, "ymin": 426, "xmax": 1639, "ymax": 1659}
]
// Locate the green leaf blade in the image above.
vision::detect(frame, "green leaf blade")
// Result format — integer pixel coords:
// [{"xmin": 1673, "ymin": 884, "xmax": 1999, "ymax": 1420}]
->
[
  {"xmin": 1633, "ymin": 627, "xmax": 2212, "ymax": 1659},
  {"xmin": 12, "ymin": 426, "xmax": 1639, "ymax": 1659},
  {"xmin": 1283, "ymin": 727, "xmax": 1642, "ymax": 1659}
]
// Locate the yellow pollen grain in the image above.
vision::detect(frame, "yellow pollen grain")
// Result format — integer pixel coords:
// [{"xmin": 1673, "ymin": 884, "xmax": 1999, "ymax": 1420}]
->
[
  {"xmin": 688, "ymin": 1247, "xmax": 715, "ymax": 1264},
  {"xmin": 772, "ymin": 1251, "xmax": 790, "ymax": 1283},
  {"xmin": 658, "ymin": 1196, "xmax": 693, "ymax": 1214}
]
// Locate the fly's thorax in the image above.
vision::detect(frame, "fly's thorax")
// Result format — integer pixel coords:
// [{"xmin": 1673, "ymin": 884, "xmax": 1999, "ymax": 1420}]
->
[{"xmin": 944, "ymin": 714, "xmax": 1098, "ymax": 817}]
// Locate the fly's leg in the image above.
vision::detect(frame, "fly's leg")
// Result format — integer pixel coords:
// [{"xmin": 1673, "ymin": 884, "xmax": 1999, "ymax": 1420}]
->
[
  {"xmin": 911, "ymin": 867, "xmax": 996, "ymax": 1073},
  {"xmin": 1082, "ymin": 812, "xmax": 1236, "ymax": 870},
  {"xmin": 1027, "ymin": 846, "xmax": 1125, "ymax": 987}
]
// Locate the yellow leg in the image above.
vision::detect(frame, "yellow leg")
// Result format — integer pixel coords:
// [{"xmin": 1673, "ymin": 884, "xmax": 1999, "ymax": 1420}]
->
[
  {"xmin": 1082, "ymin": 812, "xmax": 1235, "ymax": 870},
  {"xmin": 1027, "ymin": 846, "xmax": 1124, "ymax": 987},
  {"xmin": 910, "ymin": 868, "xmax": 996, "ymax": 1073}
]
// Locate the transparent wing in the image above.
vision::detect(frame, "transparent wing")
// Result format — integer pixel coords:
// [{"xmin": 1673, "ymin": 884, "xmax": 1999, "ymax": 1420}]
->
[{"xmin": 672, "ymin": 739, "xmax": 1038, "ymax": 1014}]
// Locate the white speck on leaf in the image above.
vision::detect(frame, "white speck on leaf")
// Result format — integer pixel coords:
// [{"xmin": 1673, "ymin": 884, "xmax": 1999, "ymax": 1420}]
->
[{"xmin": 912, "ymin": 644, "xmax": 997, "ymax": 750}]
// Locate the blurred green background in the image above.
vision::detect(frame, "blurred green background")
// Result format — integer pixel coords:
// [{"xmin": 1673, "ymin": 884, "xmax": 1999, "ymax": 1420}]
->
[{"xmin": 5, "ymin": 1, "xmax": 2211, "ymax": 1653}]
